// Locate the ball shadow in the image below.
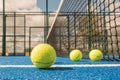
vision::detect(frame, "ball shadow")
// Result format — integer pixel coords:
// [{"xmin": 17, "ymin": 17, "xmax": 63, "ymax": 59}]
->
[
  {"xmin": 39, "ymin": 67, "xmax": 73, "ymax": 71},
  {"xmin": 55, "ymin": 62, "xmax": 63, "ymax": 64}
]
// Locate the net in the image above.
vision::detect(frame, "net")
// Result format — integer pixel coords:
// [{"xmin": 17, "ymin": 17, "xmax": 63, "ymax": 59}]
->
[{"xmin": 47, "ymin": 0, "xmax": 120, "ymax": 60}]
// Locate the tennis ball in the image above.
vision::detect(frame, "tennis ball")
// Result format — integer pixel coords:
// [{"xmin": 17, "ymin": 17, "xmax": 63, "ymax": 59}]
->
[
  {"xmin": 31, "ymin": 43, "xmax": 56, "ymax": 68},
  {"xmin": 89, "ymin": 49, "xmax": 103, "ymax": 61},
  {"xmin": 69, "ymin": 49, "xmax": 82, "ymax": 62}
]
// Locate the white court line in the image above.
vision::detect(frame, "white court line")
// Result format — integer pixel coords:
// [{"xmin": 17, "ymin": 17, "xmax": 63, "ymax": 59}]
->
[
  {"xmin": 0, "ymin": 64, "xmax": 120, "ymax": 68},
  {"xmin": 53, "ymin": 64, "xmax": 120, "ymax": 67}
]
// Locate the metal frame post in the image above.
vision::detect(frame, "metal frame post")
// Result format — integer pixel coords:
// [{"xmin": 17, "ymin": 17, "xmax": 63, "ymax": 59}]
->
[
  {"xmin": 67, "ymin": 15, "xmax": 70, "ymax": 53},
  {"xmin": 74, "ymin": 13, "xmax": 77, "ymax": 49},
  {"xmin": 29, "ymin": 27, "xmax": 31, "ymax": 56},
  {"xmin": 44, "ymin": 0, "xmax": 49, "ymax": 43},
  {"xmin": 2, "ymin": 0, "xmax": 6, "ymax": 56},
  {"xmin": 59, "ymin": 26, "xmax": 61, "ymax": 55},
  {"xmin": 24, "ymin": 15, "xmax": 26, "ymax": 56},
  {"xmin": 88, "ymin": 0, "xmax": 91, "ymax": 52},
  {"xmin": 13, "ymin": 12, "xmax": 16, "ymax": 56}
]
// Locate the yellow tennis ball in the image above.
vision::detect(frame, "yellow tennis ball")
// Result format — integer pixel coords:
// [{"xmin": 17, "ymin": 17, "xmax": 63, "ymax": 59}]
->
[
  {"xmin": 89, "ymin": 49, "xmax": 103, "ymax": 61},
  {"xmin": 31, "ymin": 44, "xmax": 56, "ymax": 68},
  {"xmin": 69, "ymin": 49, "xmax": 82, "ymax": 62}
]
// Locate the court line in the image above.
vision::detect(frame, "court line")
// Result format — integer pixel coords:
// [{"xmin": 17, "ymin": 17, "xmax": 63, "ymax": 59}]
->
[
  {"xmin": 0, "ymin": 64, "xmax": 120, "ymax": 68},
  {"xmin": 53, "ymin": 64, "xmax": 120, "ymax": 67}
]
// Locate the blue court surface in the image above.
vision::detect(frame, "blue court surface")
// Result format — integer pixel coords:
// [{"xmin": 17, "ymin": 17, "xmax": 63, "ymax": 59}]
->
[{"xmin": 0, "ymin": 57, "xmax": 120, "ymax": 80}]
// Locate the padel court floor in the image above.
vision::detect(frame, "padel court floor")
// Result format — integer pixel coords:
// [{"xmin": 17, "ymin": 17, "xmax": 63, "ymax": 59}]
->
[{"xmin": 0, "ymin": 57, "xmax": 120, "ymax": 80}]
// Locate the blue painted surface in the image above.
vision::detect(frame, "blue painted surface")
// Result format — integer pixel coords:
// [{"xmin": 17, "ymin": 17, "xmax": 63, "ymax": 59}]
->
[{"xmin": 0, "ymin": 57, "xmax": 120, "ymax": 80}]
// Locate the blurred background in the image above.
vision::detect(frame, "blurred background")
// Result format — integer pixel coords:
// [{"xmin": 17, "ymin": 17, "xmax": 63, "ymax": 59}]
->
[{"xmin": 0, "ymin": 0, "xmax": 120, "ymax": 61}]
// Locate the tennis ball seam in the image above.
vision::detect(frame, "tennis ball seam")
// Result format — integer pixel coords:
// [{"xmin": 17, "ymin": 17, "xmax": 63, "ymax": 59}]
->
[
  {"xmin": 34, "ymin": 62, "xmax": 53, "ymax": 64},
  {"xmin": 34, "ymin": 59, "xmax": 55, "ymax": 64},
  {"xmin": 74, "ymin": 54, "xmax": 82, "ymax": 60}
]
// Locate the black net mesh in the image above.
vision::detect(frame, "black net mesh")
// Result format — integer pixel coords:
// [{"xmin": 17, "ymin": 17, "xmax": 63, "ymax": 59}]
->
[{"xmin": 47, "ymin": 0, "xmax": 120, "ymax": 60}]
